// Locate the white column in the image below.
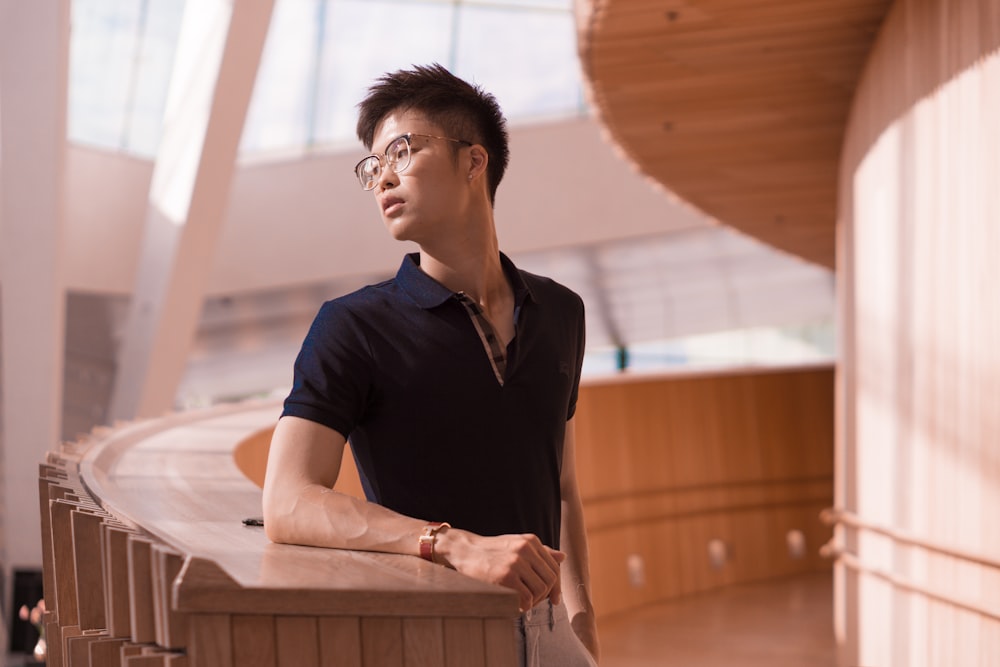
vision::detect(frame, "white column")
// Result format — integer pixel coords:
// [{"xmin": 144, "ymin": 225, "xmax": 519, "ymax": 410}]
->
[
  {"xmin": 0, "ymin": 1, "xmax": 71, "ymax": 570},
  {"xmin": 108, "ymin": 0, "xmax": 274, "ymax": 421}
]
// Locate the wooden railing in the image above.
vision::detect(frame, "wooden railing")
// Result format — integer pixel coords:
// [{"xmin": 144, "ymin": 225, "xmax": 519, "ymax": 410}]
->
[{"xmin": 38, "ymin": 400, "xmax": 518, "ymax": 667}]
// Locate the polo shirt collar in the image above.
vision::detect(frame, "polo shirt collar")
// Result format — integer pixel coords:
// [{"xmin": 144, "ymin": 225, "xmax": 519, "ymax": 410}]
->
[{"xmin": 397, "ymin": 252, "xmax": 536, "ymax": 309}]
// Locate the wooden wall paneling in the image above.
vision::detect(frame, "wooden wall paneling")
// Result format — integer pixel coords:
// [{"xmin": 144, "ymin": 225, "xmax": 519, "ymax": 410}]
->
[
  {"xmin": 360, "ymin": 617, "xmax": 403, "ymax": 667},
  {"xmin": 72, "ymin": 508, "xmax": 109, "ymax": 631},
  {"xmin": 187, "ymin": 614, "xmax": 233, "ymax": 667},
  {"xmin": 124, "ymin": 656, "xmax": 167, "ymax": 667},
  {"xmin": 39, "ymin": 471, "xmax": 61, "ymax": 613},
  {"xmin": 587, "ymin": 525, "xmax": 639, "ymax": 617},
  {"xmin": 574, "ymin": 385, "xmax": 632, "ymax": 498},
  {"xmin": 51, "ymin": 500, "xmax": 82, "ymax": 627},
  {"xmin": 835, "ymin": 0, "xmax": 1000, "ymax": 661},
  {"xmin": 127, "ymin": 537, "xmax": 157, "ymax": 643},
  {"xmin": 575, "ymin": 367, "xmax": 834, "ymax": 620},
  {"xmin": 483, "ymin": 618, "xmax": 517, "ymax": 667},
  {"xmin": 232, "ymin": 615, "xmax": 276, "ymax": 667},
  {"xmin": 443, "ymin": 618, "xmax": 486, "ymax": 667},
  {"xmin": 151, "ymin": 546, "xmax": 188, "ymax": 650},
  {"xmin": 57, "ymin": 625, "xmax": 84, "ymax": 667},
  {"xmin": 275, "ymin": 616, "xmax": 320, "ymax": 667},
  {"xmin": 90, "ymin": 637, "xmax": 127, "ymax": 666},
  {"xmin": 317, "ymin": 616, "xmax": 361, "ymax": 667},
  {"xmin": 104, "ymin": 524, "xmax": 136, "ymax": 638},
  {"xmin": 401, "ymin": 617, "xmax": 444, "ymax": 667},
  {"xmin": 67, "ymin": 631, "xmax": 107, "ymax": 666},
  {"xmin": 646, "ymin": 519, "xmax": 683, "ymax": 602}
]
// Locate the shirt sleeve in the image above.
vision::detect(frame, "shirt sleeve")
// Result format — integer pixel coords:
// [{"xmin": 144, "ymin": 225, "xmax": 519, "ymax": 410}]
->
[{"xmin": 281, "ymin": 299, "xmax": 374, "ymax": 438}]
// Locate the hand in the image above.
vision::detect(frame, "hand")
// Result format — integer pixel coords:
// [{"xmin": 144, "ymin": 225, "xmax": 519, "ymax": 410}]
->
[{"xmin": 436, "ymin": 529, "xmax": 565, "ymax": 612}]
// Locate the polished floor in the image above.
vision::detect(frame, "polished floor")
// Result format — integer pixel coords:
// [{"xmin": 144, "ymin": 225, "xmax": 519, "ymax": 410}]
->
[{"xmin": 599, "ymin": 571, "xmax": 836, "ymax": 667}]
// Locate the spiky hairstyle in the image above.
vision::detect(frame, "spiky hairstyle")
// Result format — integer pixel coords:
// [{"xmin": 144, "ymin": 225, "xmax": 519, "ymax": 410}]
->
[{"xmin": 356, "ymin": 64, "xmax": 509, "ymax": 205}]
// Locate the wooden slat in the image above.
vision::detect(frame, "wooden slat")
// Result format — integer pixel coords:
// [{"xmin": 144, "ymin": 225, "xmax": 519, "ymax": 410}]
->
[
  {"xmin": 187, "ymin": 614, "xmax": 232, "ymax": 667},
  {"xmin": 127, "ymin": 537, "xmax": 156, "ymax": 643},
  {"xmin": 73, "ymin": 509, "xmax": 109, "ymax": 631},
  {"xmin": 275, "ymin": 616, "xmax": 320, "ymax": 667},
  {"xmin": 90, "ymin": 638, "xmax": 127, "ymax": 667},
  {"xmin": 317, "ymin": 616, "xmax": 361, "ymax": 667},
  {"xmin": 360, "ymin": 618, "xmax": 403, "ymax": 667},
  {"xmin": 232, "ymin": 615, "xmax": 276, "ymax": 667},
  {"xmin": 483, "ymin": 618, "xmax": 517, "ymax": 667},
  {"xmin": 443, "ymin": 618, "xmax": 485, "ymax": 667},
  {"xmin": 51, "ymin": 500, "xmax": 81, "ymax": 627},
  {"xmin": 152, "ymin": 546, "xmax": 188, "ymax": 650},
  {"xmin": 104, "ymin": 524, "xmax": 135, "ymax": 638},
  {"xmin": 401, "ymin": 617, "xmax": 444, "ymax": 667}
]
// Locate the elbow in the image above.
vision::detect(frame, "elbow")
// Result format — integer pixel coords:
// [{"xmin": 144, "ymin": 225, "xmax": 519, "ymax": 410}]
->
[{"xmin": 261, "ymin": 484, "xmax": 294, "ymax": 544}]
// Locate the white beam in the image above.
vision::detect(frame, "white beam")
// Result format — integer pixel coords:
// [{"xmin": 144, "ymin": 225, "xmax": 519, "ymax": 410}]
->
[
  {"xmin": 109, "ymin": 0, "xmax": 274, "ymax": 421},
  {"xmin": 0, "ymin": 0, "xmax": 71, "ymax": 570}
]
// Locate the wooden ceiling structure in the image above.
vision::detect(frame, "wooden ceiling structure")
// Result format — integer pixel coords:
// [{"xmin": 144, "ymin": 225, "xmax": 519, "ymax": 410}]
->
[{"xmin": 576, "ymin": 0, "xmax": 894, "ymax": 269}]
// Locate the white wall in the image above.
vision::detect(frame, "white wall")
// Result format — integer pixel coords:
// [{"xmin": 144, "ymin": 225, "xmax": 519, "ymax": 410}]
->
[{"xmin": 64, "ymin": 116, "xmax": 710, "ymax": 297}]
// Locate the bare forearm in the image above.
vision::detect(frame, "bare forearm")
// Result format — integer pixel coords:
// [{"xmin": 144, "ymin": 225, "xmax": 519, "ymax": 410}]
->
[
  {"xmin": 264, "ymin": 483, "xmax": 425, "ymax": 556},
  {"xmin": 561, "ymin": 494, "xmax": 600, "ymax": 661}
]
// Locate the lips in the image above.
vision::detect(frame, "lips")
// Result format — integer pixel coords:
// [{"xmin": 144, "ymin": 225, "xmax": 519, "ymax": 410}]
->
[{"xmin": 381, "ymin": 196, "xmax": 404, "ymax": 215}]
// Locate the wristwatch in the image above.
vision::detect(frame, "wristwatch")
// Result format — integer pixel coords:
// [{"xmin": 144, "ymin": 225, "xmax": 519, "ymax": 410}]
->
[{"xmin": 419, "ymin": 521, "xmax": 451, "ymax": 563}]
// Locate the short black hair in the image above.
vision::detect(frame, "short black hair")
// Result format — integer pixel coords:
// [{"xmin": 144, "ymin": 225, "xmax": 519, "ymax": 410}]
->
[{"xmin": 356, "ymin": 64, "xmax": 510, "ymax": 205}]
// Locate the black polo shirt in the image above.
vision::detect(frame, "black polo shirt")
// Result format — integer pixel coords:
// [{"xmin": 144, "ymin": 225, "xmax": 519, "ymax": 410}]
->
[{"xmin": 282, "ymin": 252, "xmax": 586, "ymax": 548}]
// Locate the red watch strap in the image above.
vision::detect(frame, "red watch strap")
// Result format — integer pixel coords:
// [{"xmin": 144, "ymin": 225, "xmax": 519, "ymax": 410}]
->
[{"xmin": 419, "ymin": 522, "xmax": 450, "ymax": 562}]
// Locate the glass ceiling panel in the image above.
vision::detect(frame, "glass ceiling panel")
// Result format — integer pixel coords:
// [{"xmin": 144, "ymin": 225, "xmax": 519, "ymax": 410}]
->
[
  {"xmin": 453, "ymin": 5, "xmax": 581, "ymax": 121},
  {"xmin": 67, "ymin": 0, "xmax": 583, "ymax": 158},
  {"xmin": 312, "ymin": 1, "xmax": 455, "ymax": 147},
  {"xmin": 240, "ymin": 0, "xmax": 583, "ymax": 156},
  {"xmin": 68, "ymin": 0, "xmax": 183, "ymax": 157}
]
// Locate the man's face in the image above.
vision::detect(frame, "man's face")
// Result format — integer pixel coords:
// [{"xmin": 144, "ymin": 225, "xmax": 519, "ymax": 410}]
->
[{"xmin": 367, "ymin": 109, "xmax": 470, "ymax": 244}]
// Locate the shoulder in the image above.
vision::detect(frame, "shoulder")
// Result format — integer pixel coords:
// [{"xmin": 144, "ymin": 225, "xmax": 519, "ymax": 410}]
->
[{"xmin": 519, "ymin": 270, "xmax": 584, "ymax": 314}]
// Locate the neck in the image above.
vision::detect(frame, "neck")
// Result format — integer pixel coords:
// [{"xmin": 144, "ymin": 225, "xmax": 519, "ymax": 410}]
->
[{"xmin": 418, "ymin": 213, "xmax": 507, "ymax": 304}]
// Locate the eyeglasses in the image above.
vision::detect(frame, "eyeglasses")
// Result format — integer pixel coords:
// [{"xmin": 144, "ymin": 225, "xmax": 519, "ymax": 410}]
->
[{"xmin": 354, "ymin": 133, "xmax": 472, "ymax": 191}]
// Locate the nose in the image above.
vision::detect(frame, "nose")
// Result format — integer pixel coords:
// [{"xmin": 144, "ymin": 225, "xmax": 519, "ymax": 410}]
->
[{"xmin": 375, "ymin": 160, "xmax": 398, "ymax": 191}]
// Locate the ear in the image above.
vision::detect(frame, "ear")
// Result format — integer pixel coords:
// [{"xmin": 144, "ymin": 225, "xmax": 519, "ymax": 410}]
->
[{"xmin": 468, "ymin": 144, "xmax": 489, "ymax": 181}]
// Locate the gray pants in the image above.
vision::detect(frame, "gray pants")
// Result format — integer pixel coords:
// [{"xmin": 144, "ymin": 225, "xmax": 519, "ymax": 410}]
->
[{"xmin": 514, "ymin": 601, "xmax": 597, "ymax": 667}]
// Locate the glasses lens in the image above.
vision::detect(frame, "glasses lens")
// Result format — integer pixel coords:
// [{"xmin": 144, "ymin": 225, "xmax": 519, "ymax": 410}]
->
[
  {"xmin": 357, "ymin": 157, "xmax": 380, "ymax": 190},
  {"xmin": 386, "ymin": 136, "xmax": 411, "ymax": 172}
]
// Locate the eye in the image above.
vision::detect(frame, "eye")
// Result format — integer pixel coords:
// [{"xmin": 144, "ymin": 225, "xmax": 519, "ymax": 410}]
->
[
  {"xmin": 386, "ymin": 136, "xmax": 409, "ymax": 164},
  {"xmin": 360, "ymin": 157, "xmax": 380, "ymax": 179}
]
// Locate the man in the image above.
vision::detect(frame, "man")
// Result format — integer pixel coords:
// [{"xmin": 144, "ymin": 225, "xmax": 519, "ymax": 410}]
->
[{"xmin": 262, "ymin": 64, "xmax": 598, "ymax": 666}]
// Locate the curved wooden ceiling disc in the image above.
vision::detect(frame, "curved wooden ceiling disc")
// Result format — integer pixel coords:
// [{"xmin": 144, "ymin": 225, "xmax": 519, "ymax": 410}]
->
[{"xmin": 577, "ymin": 0, "xmax": 893, "ymax": 268}]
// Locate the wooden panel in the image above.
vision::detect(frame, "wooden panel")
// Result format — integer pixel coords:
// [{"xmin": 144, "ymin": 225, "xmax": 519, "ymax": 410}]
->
[
  {"xmin": 836, "ymin": 0, "xmax": 1000, "ymax": 663},
  {"xmin": 360, "ymin": 618, "xmax": 403, "ymax": 667},
  {"xmin": 151, "ymin": 546, "xmax": 188, "ymax": 650},
  {"xmin": 317, "ymin": 616, "xmax": 361, "ymax": 667},
  {"xmin": 443, "ymin": 618, "xmax": 485, "ymax": 667},
  {"xmin": 51, "ymin": 500, "xmax": 81, "ymax": 627},
  {"xmin": 577, "ymin": 0, "xmax": 894, "ymax": 267},
  {"xmin": 188, "ymin": 614, "xmax": 232, "ymax": 667},
  {"xmin": 483, "ymin": 618, "xmax": 517, "ymax": 667},
  {"xmin": 575, "ymin": 366, "xmax": 835, "ymax": 618},
  {"xmin": 90, "ymin": 637, "xmax": 127, "ymax": 666},
  {"xmin": 73, "ymin": 509, "xmax": 109, "ymax": 630},
  {"xmin": 104, "ymin": 524, "xmax": 135, "ymax": 638},
  {"xmin": 401, "ymin": 618, "xmax": 444, "ymax": 667},
  {"xmin": 232, "ymin": 615, "xmax": 276, "ymax": 667},
  {"xmin": 275, "ymin": 616, "xmax": 320, "ymax": 667},
  {"xmin": 127, "ymin": 537, "xmax": 156, "ymax": 643}
]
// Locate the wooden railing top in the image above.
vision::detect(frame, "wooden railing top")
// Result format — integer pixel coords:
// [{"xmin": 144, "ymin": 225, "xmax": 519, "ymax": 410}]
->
[{"xmin": 76, "ymin": 399, "xmax": 518, "ymax": 619}]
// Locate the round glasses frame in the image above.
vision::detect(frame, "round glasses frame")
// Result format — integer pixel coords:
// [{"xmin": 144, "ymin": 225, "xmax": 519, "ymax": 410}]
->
[{"xmin": 354, "ymin": 133, "xmax": 472, "ymax": 191}]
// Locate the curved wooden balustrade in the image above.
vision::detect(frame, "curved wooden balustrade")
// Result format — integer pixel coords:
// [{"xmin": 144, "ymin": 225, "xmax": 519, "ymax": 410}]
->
[{"xmin": 37, "ymin": 399, "xmax": 518, "ymax": 667}]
